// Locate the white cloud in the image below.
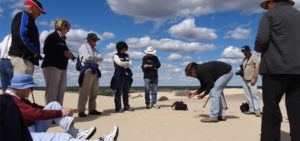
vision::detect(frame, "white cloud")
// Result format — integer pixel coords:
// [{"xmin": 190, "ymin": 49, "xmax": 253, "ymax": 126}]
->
[
  {"xmin": 166, "ymin": 53, "xmax": 193, "ymax": 61},
  {"xmin": 0, "ymin": 7, "xmax": 3, "ymax": 17},
  {"xmin": 39, "ymin": 29, "xmax": 115, "ymax": 55},
  {"xmin": 11, "ymin": 8, "xmax": 21, "ymax": 18},
  {"xmin": 218, "ymin": 46, "xmax": 244, "ymax": 64},
  {"xmin": 224, "ymin": 27, "xmax": 251, "ymax": 40},
  {"xmin": 10, "ymin": 0, "xmax": 26, "ymax": 9},
  {"xmin": 168, "ymin": 18, "xmax": 217, "ymax": 41},
  {"xmin": 38, "ymin": 21, "xmax": 49, "ymax": 26},
  {"xmin": 106, "ymin": 36, "xmax": 216, "ymax": 54},
  {"xmin": 107, "ymin": 0, "xmax": 263, "ymax": 24}
]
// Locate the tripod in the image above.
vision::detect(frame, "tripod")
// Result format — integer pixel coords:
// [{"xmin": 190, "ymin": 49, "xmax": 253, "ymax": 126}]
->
[{"xmin": 203, "ymin": 91, "xmax": 228, "ymax": 110}]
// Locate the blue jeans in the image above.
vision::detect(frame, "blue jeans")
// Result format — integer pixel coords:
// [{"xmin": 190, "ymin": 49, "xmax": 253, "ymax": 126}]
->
[
  {"xmin": 27, "ymin": 102, "xmax": 83, "ymax": 141},
  {"xmin": 0, "ymin": 59, "xmax": 13, "ymax": 92},
  {"xmin": 243, "ymin": 81, "xmax": 261, "ymax": 113},
  {"xmin": 144, "ymin": 79, "xmax": 158, "ymax": 105},
  {"xmin": 209, "ymin": 71, "xmax": 233, "ymax": 118}
]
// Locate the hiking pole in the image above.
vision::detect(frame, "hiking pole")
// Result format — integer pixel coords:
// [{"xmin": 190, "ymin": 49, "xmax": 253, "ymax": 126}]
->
[
  {"xmin": 31, "ymin": 91, "xmax": 35, "ymax": 103},
  {"xmin": 221, "ymin": 92, "xmax": 228, "ymax": 110},
  {"xmin": 203, "ymin": 94, "xmax": 211, "ymax": 108}
]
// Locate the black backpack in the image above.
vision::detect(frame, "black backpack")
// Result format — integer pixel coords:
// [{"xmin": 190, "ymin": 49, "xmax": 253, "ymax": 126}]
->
[
  {"xmin": 76, "ymin": 55, "xmax": 83, "ymax": 71},
  {"xmin": 240, "ymin": 102, "xmax": 249, "ymax": 113},
  {"xmin": 171, "ymin": 101, "xmax": 188, "ymax": 111}
]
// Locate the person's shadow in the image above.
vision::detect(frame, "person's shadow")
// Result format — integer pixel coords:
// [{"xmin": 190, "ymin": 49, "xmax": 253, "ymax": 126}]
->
[{"xmin": 195, "ymin": 114, "xmax": 240, "ymax": 120}]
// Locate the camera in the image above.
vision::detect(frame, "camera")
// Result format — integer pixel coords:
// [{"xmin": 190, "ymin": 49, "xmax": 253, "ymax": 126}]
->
[{"xmin": 235, "ymin": 65, "xmax": 244, "ymax": 77}]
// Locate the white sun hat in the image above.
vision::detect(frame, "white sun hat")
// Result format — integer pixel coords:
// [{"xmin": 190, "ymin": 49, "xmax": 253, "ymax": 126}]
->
[{"xmin": 144, "ymin": 46, "xmax": 157, "ymax": 54}]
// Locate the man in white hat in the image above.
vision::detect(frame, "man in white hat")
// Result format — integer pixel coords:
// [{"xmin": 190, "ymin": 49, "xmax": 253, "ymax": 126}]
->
[
  {"xmin": 3, "ymin": 74, "xmax": 119, "ymax": 141},
  {"xmin": 255, "ymin": 0, "xmax": 300, "ymax": 140},
  {"xmin": 141, "ymin": 46, "xmax": 161, "ymax": 109}
]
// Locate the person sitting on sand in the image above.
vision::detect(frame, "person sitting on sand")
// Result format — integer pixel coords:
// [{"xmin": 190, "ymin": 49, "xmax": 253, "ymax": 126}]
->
[
  {"xmin": 185, "ymin": 61, "xmax": 233, "ymax": 122},
  {"xmin": 3, "ymin": 74, "xmax": 118, "ymax": 141}
]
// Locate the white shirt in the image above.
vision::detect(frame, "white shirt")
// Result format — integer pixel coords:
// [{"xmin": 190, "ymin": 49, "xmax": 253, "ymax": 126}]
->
[
  {"xmin": 78, "ymin": 43, "xmax": 103, "ymax": 64},
  {"xmin": 0, "ymin": 34, "xmax": 12, "ymax": 59}
]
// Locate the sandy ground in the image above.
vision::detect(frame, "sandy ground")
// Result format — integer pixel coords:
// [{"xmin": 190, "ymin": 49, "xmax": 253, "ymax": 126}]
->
[{"xmin": 27, "ymin": 88, "xmax": 291, "ymax": 141}]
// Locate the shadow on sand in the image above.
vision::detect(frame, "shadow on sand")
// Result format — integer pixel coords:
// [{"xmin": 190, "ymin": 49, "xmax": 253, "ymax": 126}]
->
[{"xmin": 195, "ymin": 114, "xmax": 240, "ymax": 120}]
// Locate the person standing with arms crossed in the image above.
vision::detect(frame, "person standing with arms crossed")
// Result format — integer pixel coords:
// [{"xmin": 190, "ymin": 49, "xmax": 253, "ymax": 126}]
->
[{"xmin": 255, "ymin": 0, "xmax": 300, "ymax": 140}]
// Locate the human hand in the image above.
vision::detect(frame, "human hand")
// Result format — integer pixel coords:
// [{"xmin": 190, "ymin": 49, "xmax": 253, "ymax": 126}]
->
[
  {"xmin": 61, "ymin": 107, "xmax": 73, "ymax": 117},
  {"xmin": 251, "ymin": 78, "xmax": 257, "ymax": 86},
  {"xmin": 34, "ymin": 53, "xmax": 38, "ymax": 58},
  {"xmin": 64, "ymin": 51, "xmax": 73, "ymax": 59},
  {"xmin": 153, "ymin": 68, "xmax": 158, "ymax": 71},
  {"xmin": 197, "ymin": 94, "xmax": 206, "ymax": 99},
  {"xmin": 187, "ymin": 90, "xmax": 198, "ymax": 98}
]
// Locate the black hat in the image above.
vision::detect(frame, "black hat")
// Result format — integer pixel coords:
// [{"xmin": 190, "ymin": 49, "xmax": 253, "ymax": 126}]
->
[
  {"xmin": 25, "ymin": 0, "xmax": 46, "ymax": 14},
  {"xmin": 241, "ymin": 45, "xmax": 251, "ymax": 52}
]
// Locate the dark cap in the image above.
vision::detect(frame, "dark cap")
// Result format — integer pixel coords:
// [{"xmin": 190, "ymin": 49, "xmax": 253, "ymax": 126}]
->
[
  {"xmin": 25, "ymin": 0, "xmax": 46, "ymax": 14},
  {"xmin": 85, "ymin": 33, "xmax": 100, "ymax": 41},
  {"xmin": 241, "ymin": 45, "xmax": 251, "ymax": 52}
]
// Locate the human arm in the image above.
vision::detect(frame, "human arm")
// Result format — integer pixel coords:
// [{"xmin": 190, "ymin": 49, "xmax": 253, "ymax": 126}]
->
[
  {"xmin": 255, "ymin": 13, "xmax": 271, "ymax": 53},
  {"xmin": 251, "ymin": 63, "xmax": 260, "ymax": 86},
  {"xmin": 113, "ymin": 54, "xmax": 130, "ymax": 68},
  {"xmin": 20, "ymin": 13, "xmax": 38, "ymax": 56}
]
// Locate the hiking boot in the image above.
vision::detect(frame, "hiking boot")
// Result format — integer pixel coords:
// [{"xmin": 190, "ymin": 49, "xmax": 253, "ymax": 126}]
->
[
  {"xmin": 146, "ymin": 104, "xmax": 151, "ymax": 109},
  {"xmin": 99, "ymin": 126, "xmax": 119, "ymax": 141},
  {"xmin": 76, "ymin": 126, "xmax": 96, "ymax": 139},
  {"xmin": 78, "ymin": 112, "xmax": 87, "ymax": 117},
  {"xmin": 255, "ymin": 112, "xmax": 262, "ymax": 117},
  {"xmin": 201, "ymin": 117, "xmax": 218, "ymax": 122},
  {"xmin": 151, "ymin": 104, "xmax": 160, "ymax": 109},
  {"xmin": 89, "ymin": 110, "xmax": 102, "ymax": 115},
  {"xmin": 217, "ymin": 116, "xmax": 226, "ymax": 121},
  {"xmin": 124, "ymin": 107, "xmax": 134, "ymax": 111}
]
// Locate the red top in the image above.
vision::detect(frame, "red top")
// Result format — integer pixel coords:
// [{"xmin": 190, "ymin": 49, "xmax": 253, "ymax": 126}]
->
[{"xmin": 3, "ymin": 93, "xmax": 62, "ymax": 127}]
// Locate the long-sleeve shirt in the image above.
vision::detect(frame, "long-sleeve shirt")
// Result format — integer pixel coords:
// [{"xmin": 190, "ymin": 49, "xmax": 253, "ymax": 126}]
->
[
  {"xmin": 195, "ymin": 61, "xmax": 232, "ymax": 95},
  {"xmin": 41, "ymin": 31, "xmax": 70, "ymax": 70},
  {"xmin": 3, "ymin": 91, "xmax": 62, "ymax": 127},
  {"xmin": 0, "ymin": 34, "xmax": 12, "ymax": 59},
  {"xmin": 79, "ymin": 43, "xmax": 103, "ymax": 64},
  {"xmin": 141, "ymin": 55, "xmax": 161, "ymax": 81},
  {"xmin": 255, "ymin": 2, "xmax": 300, "ymax": 74},
  {"xmin": 9, "ymin": 11, "xmax": 41, "ymax": 65},
  {"xmin": 113, "ymin": 53, "xmax": 132, "ymax": 69}
]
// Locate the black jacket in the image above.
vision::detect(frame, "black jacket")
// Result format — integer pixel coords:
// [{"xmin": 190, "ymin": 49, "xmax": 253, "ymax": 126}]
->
[
  {"xmin": 0, "ymin": 94, "xmax": 32, "ymax": 141},
  {"xmin": 195, "ymin": 61, "xmax": 232, "ymax": 95},
  {"xmin": 9, "ymin": 11, "xmax": 41, "ymax": 66},
  {"xmin": 141, "ymin": 55, "xmax": 161, "ymax": 81},
  {"xmin": 41, "ymin": 31, "xmax": 70, "ymax": 70}
]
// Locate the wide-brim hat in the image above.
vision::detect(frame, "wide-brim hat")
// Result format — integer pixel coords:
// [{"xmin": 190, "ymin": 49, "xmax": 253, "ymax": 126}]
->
[
  {"xmin": 144, "ymin": 46, "xmax": 156, "ymax": 54},
  {"xmin": 25, "ymin": 0, "xmax": 46, "ymax": 14},
  {"xmin": 85, "ymin": 33, "xmax": 100, "ymax": 41},
  {"xmin": 9, "ymin": 74, "xmax": 38, "ymax": 90},
  {"xmin": 260, "ymin": 0, "xmax": 295, "ymax": 10},
  {"xmin": 241, "ymin": 45, "xmax": 251, "ymax": 52}
]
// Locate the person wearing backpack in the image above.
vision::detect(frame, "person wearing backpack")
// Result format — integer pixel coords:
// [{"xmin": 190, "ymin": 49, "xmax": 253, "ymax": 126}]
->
[
  {"xmin": 77, "ymin": 33, "xmax": 103, "ymax": 117},
  {"xmin": 185, "ymin": 61, "xmax": 233, "ymax": 122},
  {"xmin": 41, "ymin": 19, "xmax": 73, "ymax": 106}
]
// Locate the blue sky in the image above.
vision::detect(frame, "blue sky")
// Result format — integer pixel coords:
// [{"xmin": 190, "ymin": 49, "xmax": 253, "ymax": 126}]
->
[{"xmin": 1, "ymin": 0, "xmax": 300, "ymax": 86}]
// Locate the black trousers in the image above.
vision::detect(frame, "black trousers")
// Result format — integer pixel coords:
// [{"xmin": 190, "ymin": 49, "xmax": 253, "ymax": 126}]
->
[
  {"xmin": 114, "ymin": 76, "xmax": 131, "ymax": 110},
  {"xmin": 261, "ymin": 74, "xmax": 300, "ymax": 141}
]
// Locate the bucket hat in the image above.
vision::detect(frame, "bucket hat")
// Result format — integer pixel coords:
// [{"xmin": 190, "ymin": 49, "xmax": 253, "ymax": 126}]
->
[
  {"xmin": 9, "ymin": 74, "xmax": 38, "ymax": 89},
  {"xmin": 144, "ymin": 46, "xmax": 156, "ymax": 54}
]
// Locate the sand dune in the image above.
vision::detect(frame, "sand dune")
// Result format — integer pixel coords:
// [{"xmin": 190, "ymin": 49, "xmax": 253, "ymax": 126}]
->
[{"xmin": 28, "ymin": 88, "xmax": 290, "ymax": 141}]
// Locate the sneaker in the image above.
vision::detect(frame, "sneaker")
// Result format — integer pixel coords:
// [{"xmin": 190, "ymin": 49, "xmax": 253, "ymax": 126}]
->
[
  {"xmin": 124, "ymin": 107, "xmax": 134, "ymax": 111},
  {"xmin": 201, "ymin": 117, "xmax": 218, "ymax": 122},
  {"xmin": 89, "ymin": 110, "xmax": 102, "ymax": 115},
  {"xmin": 78, "ymin": 112, "xmax": 87, "ymax": 117},
  {"xmin": 99, "ymin": 126, "xmax": 119, "ymax": 141},
  {"xmin": 151, "ymin": 104, "xmax": 160, "ymax": 109},
  {"xmin": 217, "ymin": 116, "xmax": 226, "ymax": 121},
  {"xmin": 146, "ymin": 104, "xmax": 151, "ymax": 109},
  {"xmin": 76, "ymin": 126, "xmax": 96, "ymax": 139}
]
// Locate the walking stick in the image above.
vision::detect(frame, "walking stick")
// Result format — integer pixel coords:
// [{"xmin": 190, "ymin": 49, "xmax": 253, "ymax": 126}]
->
[
  {"xmin": 31, "ymin": 91, "xmax": 35, "ymax": 103},
  {"xmin": 221, "ymin": 92, "xmax": 228, "ymax": 110},
  {"xmin": 202, "ymin": 94, "xmax": 211, "ymax": 108}
]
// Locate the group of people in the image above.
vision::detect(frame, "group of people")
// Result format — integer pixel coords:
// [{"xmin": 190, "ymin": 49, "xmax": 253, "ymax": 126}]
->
[{"xmin": 1, "ymin": 0, "xmax": 300, "ymax": 140}]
